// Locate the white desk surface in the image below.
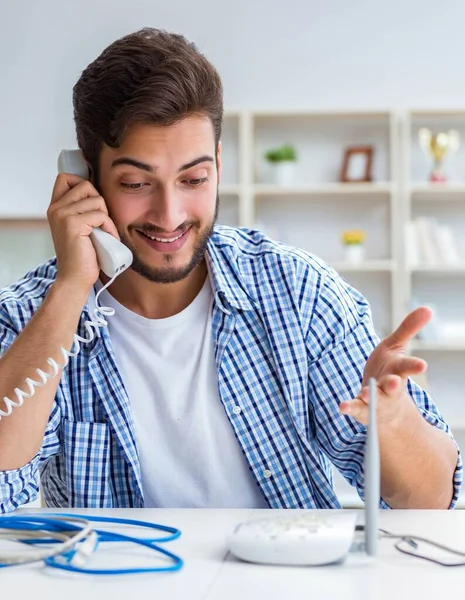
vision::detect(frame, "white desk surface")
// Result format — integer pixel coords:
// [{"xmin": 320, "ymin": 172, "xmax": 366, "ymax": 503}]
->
[{"xmin": 2, "ymin": 508, "xmax": 464, "ymax": 600}]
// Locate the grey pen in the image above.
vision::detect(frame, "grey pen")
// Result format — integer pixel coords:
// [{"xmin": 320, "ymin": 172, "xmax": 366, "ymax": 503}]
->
[{"xmin": 365, "ymin": 377, "xmax": 380, "ymax": 556}]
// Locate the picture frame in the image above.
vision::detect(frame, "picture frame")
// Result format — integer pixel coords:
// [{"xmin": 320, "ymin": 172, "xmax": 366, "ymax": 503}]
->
[{"xmin": 340, "ymin": 146, "xmax": 374, "ymax": 183}]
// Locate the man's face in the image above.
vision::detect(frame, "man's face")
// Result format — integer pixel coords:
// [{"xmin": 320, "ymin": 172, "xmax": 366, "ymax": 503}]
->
[{"xmin": 98, "ymin": 115, "xmax": 221, "ymax": 283}]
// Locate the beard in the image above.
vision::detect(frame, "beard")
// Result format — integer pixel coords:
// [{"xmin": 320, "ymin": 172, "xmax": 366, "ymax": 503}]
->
[{"xmin": 118, "ymin": 193, "xmax": 219, "ymax": 284}]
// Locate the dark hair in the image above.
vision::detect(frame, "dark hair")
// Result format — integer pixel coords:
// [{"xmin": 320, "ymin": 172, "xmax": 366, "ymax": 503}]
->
[{"xmin": 72, "ymin": 28, "xmax": 223, "ymax": 175}]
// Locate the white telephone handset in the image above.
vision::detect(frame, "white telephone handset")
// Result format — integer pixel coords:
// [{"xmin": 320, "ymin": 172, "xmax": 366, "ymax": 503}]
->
[
  {"xmin": 0, "ymin": 151, "xmax": 133, "ymax": 420},
  {"xmin": 57, "ymin": 150, "xmax": 133, "ymax": 277}
]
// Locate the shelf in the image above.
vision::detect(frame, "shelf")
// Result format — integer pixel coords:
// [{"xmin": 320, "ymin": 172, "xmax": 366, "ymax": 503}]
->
[
  {"xmin": 330, "ymin": 260, "xmax": 396, "ymax": 273},
  {"xmin": 252, "ymin": 109, "xmax": 392, "ymax": 119},
  {"xmin": 410, "ymin": 341, "xmax": 465, "ymax": 352},
  {"xmin": 409, "ymin": 182, "xmax": 465, "ymax": 199},
  {"xmin": 254, "ymin": 182, "xmax": 393, "ymax": 197},
  {"xmin": 0, "ymin": 218, "xmax": 48, "ymax": 227},
  {"xmin": 408, "ymin": 264, "xmax": 465, "ymax": 274},
  {"xmin": 409, "ymin": 109, "xmax": 465, "ymax": 118}
]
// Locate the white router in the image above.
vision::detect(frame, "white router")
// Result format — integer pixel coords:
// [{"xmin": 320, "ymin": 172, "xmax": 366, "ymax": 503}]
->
[{"xmin": 226, "ymin": 378, "xmax": 380, "ymax": 566}]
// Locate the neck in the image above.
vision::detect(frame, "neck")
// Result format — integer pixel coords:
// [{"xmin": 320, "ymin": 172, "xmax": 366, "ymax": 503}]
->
[{"xmin": 100, "ymin": 259, "xmax": 208, "ymax": 319}]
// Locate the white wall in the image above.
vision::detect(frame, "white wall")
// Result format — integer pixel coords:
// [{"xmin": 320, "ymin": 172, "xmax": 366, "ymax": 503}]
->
[{"xmin": 1, "ymin": 0, "xmax": 465, "ymax": 215}]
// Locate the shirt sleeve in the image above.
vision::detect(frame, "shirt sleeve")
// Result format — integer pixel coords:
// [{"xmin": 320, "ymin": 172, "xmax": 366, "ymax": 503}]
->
[
  {"xmin": 305, "ymin": 268, "xmax": 462, "ymax": 509},
  {"xmin": 0, "ymin": 454, "xmax": 42, "ymax": 512},
  {"xmin": 0, "ymin": 301, "xmax": 62, "ymax": 513}
]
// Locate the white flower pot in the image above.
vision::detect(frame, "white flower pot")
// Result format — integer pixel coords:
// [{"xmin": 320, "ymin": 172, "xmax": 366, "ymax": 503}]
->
[
  {"xmin": 270, "ymin": 161, "xmax": 296, "ymax": 186},
  {"xmin": 344, "ymin": 244, "xmax": 365, "ymax": 264}
]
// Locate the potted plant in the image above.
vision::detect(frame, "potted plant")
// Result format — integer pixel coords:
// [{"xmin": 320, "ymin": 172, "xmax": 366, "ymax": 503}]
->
[
  {"xmin": 341, "ymin": 229, "xmax": 366, "ymax": 264},
  {"xmin": 264, "ymin": 144, "xmax": 297, "ymax": 186}
]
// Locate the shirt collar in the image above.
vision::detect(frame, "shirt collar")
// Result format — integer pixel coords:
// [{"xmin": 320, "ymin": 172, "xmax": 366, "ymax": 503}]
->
[
  {"xmin": 82, "ymin": 228, "xmax": 257, "ymax": 317},
  {"xmin": 206, "ymin": 234, "xmax": 256, "ymax": 313}
]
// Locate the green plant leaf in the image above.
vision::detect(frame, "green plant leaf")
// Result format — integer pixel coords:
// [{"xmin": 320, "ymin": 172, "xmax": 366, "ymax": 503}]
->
[{"xmin": 264, "ymin": 144, "xmax": 297, "ymax": 162}]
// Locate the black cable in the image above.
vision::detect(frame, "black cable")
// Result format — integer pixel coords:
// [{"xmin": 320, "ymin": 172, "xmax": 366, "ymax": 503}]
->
[
  {"xmin": 380, "ymin": 528, "xmax": 465, "ymax": 567},
  {"xmin": 355, "ymin": 525, "xmax": 465, "ymax": 567}
]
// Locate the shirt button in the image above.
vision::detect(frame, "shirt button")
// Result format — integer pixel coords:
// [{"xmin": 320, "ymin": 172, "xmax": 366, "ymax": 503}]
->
[
  {"xmin": 233, "ymin": 406, "xmax": 242, "ymax": 415},
  {"xmin": 263, "ymin": 469, "xmax": 273, "ymax": 479}
]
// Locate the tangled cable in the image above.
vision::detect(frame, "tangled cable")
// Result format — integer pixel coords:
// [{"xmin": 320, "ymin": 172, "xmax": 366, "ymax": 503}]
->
[{"xmin": 0, "ymin": 513, "xmax": 183, "ymax": 575}]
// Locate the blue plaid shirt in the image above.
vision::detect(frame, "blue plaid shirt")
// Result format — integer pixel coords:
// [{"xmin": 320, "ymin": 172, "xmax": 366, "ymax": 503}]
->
[{"xmin": 0, "ymin": 226, "xmax": 462, "ymax": 512}]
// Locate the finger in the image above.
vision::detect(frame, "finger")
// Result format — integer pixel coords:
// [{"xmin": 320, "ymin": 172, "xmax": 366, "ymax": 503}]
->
[
  {"xmin": 340, "ymin": 376, "xmax": 401, "ymax": 424},
  {"xmin": 58, "ymin": 196, "xmax": 109, "ymax": 218},
  {"xmin": 99, "ymin": 217, "xmax": 121, "ymax": 240},
  {"xmin": 359, "ymin": 374, "xmax": 402, "ymax": 401},
  {"xmin": 356, "ymin": 384, "xmax": 380, "ymax": 405},
  {"xmin": 339, "ymin": 398, "xmax": 368, "ymax": 422},
  {"xmin": 341, "ymin": 382, "xmax": 374, "ymax": 409},
  {"xmin": 66, "ymin": 211, "xmax": 119, "ymax": 239},
  {"xmin": 378, "ymin": 374, "xmax": 403, "ymax": 396},
  {"xmin": 388, "ymin": 356, "xmax": 427, "ymax": 379},
  {"xmin": 51, "ymin": 173, "xmax": 86, "ymax": 205},
  {"xmin": 50, "ymin": 175, "xmax": 98, "ymax": 207},
  {"xmin": 383, "ymin": 306, "xmax": 433, "ymax": 349}
]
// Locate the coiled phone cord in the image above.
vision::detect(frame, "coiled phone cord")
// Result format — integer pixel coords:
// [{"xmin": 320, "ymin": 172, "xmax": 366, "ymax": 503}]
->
[{"xmin": 0, "ymin": 274, "xmax": 118, "ymax": 420}]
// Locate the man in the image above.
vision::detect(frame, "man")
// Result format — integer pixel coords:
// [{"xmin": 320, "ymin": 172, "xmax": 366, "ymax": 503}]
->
[{"xmin": 0, "ymin": 28, "xmax": 460, "ymax": 512}]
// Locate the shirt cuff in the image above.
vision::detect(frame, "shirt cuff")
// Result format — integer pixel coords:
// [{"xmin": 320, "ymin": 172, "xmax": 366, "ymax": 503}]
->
[{"xmin": 0, "ymin": 453, "xmax": 41, "ymax": 513}]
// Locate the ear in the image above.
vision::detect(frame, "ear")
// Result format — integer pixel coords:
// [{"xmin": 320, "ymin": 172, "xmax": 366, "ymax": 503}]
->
[{"xmin": 216, "ymin": 141, "xmax": 222, "ymax": 185}]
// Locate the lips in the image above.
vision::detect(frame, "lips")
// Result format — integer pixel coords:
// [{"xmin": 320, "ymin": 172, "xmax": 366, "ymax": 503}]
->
[
  {"xmin": 136, "ymin": 227, "xmax": 191, "ymax": 253},
  {"xmin": 140, "ymin": 230, "xmax": 185, "ymax": 243}
]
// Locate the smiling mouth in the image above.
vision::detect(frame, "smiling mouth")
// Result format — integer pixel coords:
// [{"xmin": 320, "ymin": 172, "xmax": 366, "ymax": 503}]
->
[{"xmin": 138, "ymin": 228, "xmax": 190, "ymax": 243}]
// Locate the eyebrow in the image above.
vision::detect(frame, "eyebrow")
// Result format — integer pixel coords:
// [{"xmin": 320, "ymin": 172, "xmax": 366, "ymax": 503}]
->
[{"xmin": 111, "ymin": 155, "xmax": 215, "ymax": 173}]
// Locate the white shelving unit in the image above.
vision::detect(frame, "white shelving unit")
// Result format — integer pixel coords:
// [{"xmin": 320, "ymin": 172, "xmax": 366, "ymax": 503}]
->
[
  {"xmin": 1, "ymin": 109, "xmax": 464, "ymax": 507},
  {"xmin": 218, "ymin": 109, "xmax": 465, "ymax": 507},
  {"xmin": 402, "ymin": 110, "xmax": 465, "ymax": 508},
  {"xmin": 331, "ymin": 259, "xmax": 396, "ymax": 273},
  {"xmin": 253, "ymin": 182, "xmax": 393, "ymax": 196},
  {"xmin": 218, "ymin": 110, "xmax": 401, "ymax": 343},
  {"xmin": 410, "ymin": 341, "xmax": 465, "ymax": 352},
  {"xmin": 218, "ymin": 110, "xmax": 401, "ymax": 508}
]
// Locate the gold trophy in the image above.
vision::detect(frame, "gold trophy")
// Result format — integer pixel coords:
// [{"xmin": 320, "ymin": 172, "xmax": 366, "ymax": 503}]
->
[{"xmin": 418, "ymin": 128, "xmax": 460, "ymax": 182}]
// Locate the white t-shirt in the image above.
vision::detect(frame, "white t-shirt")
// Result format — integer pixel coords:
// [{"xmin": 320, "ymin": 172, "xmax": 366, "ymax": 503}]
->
[{"xmin": 98, "ymin": 277, "xmax": 267, "ymax": 508}]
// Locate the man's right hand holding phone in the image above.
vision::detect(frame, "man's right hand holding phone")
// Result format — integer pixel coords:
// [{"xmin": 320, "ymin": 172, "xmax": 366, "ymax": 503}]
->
[{"xmin": 47, "ymin": 173, "xmax": 120, "ymax": 295}]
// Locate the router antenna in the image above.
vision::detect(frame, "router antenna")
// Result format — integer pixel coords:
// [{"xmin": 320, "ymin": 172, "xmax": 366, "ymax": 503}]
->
[{"xmin": 365, "ymin": 377, "xmax": 380, "ymax": 556}]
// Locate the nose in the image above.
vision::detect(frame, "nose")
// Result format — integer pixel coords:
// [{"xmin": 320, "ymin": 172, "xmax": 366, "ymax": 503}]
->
[{"xmin": 146, "ymin": 185, "xmax": 188, "ymax": 233}]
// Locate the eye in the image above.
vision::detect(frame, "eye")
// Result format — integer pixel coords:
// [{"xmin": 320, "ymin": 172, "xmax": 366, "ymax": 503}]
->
[
  {"xmin": 121, "ymin": 182, "xmax": 149, "ymax": 190},
  {"xmin": 184, "ymin": 177, "xmax": 209, "ymax": 187}
]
